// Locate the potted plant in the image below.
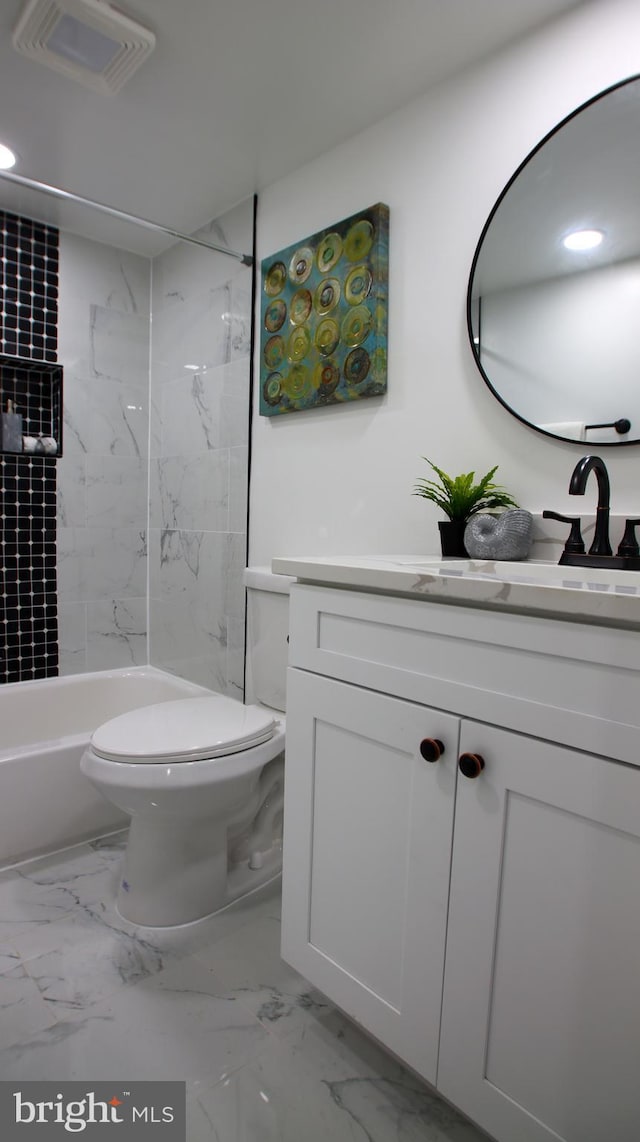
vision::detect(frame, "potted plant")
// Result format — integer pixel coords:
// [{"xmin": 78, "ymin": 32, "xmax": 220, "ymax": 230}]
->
[{"xmin": 413, "ymin": 458, "xmax": 518, "ymax": 557}]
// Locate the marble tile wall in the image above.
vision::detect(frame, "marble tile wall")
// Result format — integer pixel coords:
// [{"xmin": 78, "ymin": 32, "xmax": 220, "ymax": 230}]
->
[
  {"xmin": 55, "ymin": 198, "xmax": 253, "ymax": 683},
  {"xmin": 56, "ymin": 233, "xmax": 151, "ymax": 675},
  {"xmin": 148, "ymin": 199, "xmax": 254, "ymax": 696}
]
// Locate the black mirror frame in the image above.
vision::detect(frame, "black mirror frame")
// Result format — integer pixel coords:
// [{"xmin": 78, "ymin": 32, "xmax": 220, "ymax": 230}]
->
[{"xmin": 467, "ymin": 72, "xmax": 640, "ymax": 448}]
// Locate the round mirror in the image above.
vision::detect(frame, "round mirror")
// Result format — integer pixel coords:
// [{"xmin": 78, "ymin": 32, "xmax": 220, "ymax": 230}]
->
[{"xmin": 468, "ymin": 74, "xmax": 640, "ymax": 446}]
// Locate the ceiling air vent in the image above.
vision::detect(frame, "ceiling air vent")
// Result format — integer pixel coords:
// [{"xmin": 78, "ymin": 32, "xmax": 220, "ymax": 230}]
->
[{"xmin": 12, "ymin": 0, "xmax": 156, "ymax": 95}]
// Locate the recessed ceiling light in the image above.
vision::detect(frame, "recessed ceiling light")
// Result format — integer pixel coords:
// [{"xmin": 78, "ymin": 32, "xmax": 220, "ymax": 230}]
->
[
  {"xmin": 0, "ymin": 142, "xmax": 17, "ymax": 170},
  {"xmin": 562, "ymin": 229, "xmax": 604, "ymax": 252}
]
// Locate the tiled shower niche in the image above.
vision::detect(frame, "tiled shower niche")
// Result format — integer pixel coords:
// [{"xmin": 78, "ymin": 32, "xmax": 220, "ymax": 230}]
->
[
  {"xmin": 0, "ymin": 211, "xmax": 60, "ymax": 683},
  {"xmin": 0, "ymin": 355, "xmax": 63, "ymax": 457}
]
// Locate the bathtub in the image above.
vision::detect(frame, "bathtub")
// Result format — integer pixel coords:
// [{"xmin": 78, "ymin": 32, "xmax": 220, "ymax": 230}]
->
[{"xmin": 0, "ymin": 666, "xmax": 214, "ymax": 869}]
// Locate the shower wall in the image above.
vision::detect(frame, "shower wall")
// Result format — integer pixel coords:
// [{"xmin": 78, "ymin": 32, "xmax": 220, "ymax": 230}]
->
[
  {"xmin": 148, "ymin": 198, "xmax": 254, "ymax": 696},
  {"xmin": 5, "ymin": 195, "xmax": 253, "ymax": 687},
  {"xmin": 57, "ymin": 232, "xmax": 150, "ymax": 675}
]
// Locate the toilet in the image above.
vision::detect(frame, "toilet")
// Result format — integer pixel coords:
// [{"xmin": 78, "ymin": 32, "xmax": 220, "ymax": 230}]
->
[{"xmin": 80, "ymin": 568, "xmax": 292, "ymax": 928}]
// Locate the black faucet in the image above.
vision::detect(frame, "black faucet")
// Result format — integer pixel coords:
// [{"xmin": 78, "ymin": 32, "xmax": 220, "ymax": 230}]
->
[
  {"xmin": 543, "ymin": 454, "xmax": 640, "ymax": 570},
  {"xmin": 568, "ymin": 455, "xmax": 612, "ymax": 556}
]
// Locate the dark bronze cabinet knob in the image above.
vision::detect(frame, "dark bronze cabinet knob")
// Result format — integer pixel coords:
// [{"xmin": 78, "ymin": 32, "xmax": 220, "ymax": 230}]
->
[
  {"xmin": 419, "ymin": 738, "xmax": 444, "ymax": 762},
  {"xmin": 458, "ymin": 752, "xmax": 485, "ymax": 778}
]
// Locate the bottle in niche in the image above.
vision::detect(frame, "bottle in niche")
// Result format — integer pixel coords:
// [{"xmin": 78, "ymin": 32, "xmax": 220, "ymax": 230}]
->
[{"xmin": 1, "ymin": 399, "xmax": 23, "ymax": 452}]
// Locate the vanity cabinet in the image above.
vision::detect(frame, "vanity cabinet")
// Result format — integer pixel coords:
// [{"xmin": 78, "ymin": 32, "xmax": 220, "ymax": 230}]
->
[
  {"xmin": 439, "ymin": 720, "xmax": 640, "ymax": 1142},
  {"xmin": 281, "ymin": 667, "xmax": 459, "ymax": 1083},
  {"xmin": 280, "ymin": 581, "xmax": 640, "ymax": 1142}
]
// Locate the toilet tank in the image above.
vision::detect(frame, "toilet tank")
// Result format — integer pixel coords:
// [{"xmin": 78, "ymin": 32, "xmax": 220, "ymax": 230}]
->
[{"xmin": 243, "ymin": 567, "xmax": 294, "ymax": 713}]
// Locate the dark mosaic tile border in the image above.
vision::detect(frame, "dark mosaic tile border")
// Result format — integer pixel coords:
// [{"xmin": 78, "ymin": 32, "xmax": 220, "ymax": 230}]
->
[
  {"xmin": 1, "ymin": 211, "xmax": 59, "ymax": 684},
  {"xmin": 0, "ymin": 211, "xmax": 58, "ymax": 361}
]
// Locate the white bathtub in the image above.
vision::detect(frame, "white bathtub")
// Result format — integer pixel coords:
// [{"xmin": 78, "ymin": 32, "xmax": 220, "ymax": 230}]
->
[{"xmin": 0, "ymin": 666, "xmax": 213, "ymax": 869}]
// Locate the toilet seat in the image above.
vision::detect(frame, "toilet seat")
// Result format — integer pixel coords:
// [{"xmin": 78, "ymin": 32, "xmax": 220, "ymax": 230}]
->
[{"xmin": 90, "ymin": 695, "xmax": 277, "ymax": 764}]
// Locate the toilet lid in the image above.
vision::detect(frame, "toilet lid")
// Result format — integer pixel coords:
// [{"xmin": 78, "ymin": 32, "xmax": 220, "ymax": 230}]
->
[{"xmin": 90, "ymin": 696, "xmax": 277, "ymax": 763}]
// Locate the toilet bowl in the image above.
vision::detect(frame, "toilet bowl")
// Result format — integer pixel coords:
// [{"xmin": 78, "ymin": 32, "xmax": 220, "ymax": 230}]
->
[{"xmin": 80, "ymin": 568, "xmax": 291, "ymax": 928}]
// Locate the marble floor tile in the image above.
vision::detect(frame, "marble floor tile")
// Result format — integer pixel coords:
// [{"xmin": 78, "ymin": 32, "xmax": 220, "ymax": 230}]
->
[
  {"xmin": 0, "ymin": 846, "xmax": 118, "ymax": 946},
  {"xmin": 0, "ymin": 842, "xmax": 489, "ymax": 1142},
  {"xmin": 23, "ymin": 914, "xmax": 169, "ymax": 1016},
  {"xmin": 0, "ymin": 944, "xmax": 21, "ymax": 975},
  {"xmin": 186, "ymin": 1037, "xmax": 365, "ymax": 1142},
  {"xmin": 11, "ymin": 842, "xmax": 114, "ymax": 893},
  {"xmin": 0, "ymin": 964, "xmax": 57, "ymax": 1051},
  {"xmin": 271, "ymin": 1008, "xmax": 489, "ymax": 1141},
  {"xmin": 7, "ymin": 909, "xmax": 108, "ymax": 965},
  {"xmin": 0, "ymin": 870, "xmax": 82, "ymax": 941},
  {"xmin": 88, "ymin": 831, "xmax": 128, "ymax": 861},
  {"xmin": 192, "ymin": 913, "xmax": 332, "ymax": 1038},
  {"xmin": 187, "ymin": 1007, "xmax": 489, "ymax": 1142},
  {"xmin": 0, "ymin": 957, "xmax": 270, "ymax": 1084}
]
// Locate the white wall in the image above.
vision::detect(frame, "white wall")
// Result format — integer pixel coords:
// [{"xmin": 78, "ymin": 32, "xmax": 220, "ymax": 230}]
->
[{"xmin": 250, "ymin": 0, "xmax": 640, "ymax": 565}]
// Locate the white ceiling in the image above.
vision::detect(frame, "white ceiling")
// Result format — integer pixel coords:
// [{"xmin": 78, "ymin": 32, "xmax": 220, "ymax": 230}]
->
[{"xmin": 0, "ymin": 0, "xmax": 583, "ymax": 256}]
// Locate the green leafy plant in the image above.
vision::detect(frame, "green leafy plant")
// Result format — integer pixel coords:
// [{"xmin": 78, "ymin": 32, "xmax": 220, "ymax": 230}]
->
[{"xmin": 413, "ymin": 458, "xmax": 518, "ymax": 522}]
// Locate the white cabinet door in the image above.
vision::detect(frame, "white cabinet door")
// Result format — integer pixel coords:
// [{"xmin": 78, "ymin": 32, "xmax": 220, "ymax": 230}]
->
[
  {"xmin": 281, "ymin": 667, "xmax": 459, "ymax": 1084},
  {"xmin": 439, "ymin": 721, "xmax": 640, "ymax": 1142}
]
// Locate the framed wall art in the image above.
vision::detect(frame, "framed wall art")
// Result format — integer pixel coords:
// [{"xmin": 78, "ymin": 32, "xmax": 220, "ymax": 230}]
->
[{"xmin": 260, "ymin": 203, "xmax": 389, "ymax": 416}]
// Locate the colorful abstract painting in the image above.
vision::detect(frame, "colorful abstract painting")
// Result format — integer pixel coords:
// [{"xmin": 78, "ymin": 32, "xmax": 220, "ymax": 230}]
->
[{"xmin": 259, "ymin": 203, "xmax": 389, "ymax": 416}]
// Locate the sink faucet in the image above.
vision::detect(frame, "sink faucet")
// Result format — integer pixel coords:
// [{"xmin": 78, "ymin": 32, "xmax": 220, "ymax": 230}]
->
[
  {"xmin": 569, "ymin": 455, "xmax": 612, "ymax": 556},
  {"xmin": 544, "ymin": 454, "xmax": 640, "ymax": 569}
]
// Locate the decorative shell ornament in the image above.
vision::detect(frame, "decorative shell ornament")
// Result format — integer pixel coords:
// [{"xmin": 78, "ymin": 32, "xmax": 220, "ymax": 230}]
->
[{"xmin": 463, "ymin": 509, "xmax": 533, "ymax": 561}]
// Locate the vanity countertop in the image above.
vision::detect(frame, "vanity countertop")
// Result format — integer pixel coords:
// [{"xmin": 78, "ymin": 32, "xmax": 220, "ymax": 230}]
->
[{"xmin": 271, "ymin": 553, "xmax": 640, "ymax": 629}]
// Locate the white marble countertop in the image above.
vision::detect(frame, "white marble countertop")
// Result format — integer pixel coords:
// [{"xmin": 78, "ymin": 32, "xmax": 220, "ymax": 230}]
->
[{"xmin": 271, "ymin": 554, "xmax": 640, "ymax": 628}]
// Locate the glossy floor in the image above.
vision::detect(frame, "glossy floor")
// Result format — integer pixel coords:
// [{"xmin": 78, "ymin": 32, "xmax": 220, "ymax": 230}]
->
[{"xmin": 0, "ymin": 836, "xmax": 489, "ymax": 1141}]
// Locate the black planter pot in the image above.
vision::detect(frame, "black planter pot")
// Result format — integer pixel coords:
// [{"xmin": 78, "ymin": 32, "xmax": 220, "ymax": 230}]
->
[{"xmin": 438, "ymin": 519, "xmax": 468, "ymax": 558}]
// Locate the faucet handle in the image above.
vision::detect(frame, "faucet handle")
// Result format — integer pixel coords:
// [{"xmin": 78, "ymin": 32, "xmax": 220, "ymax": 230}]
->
[
  {"xmin": 542, "ymin": 510, "xmax": 586, "ymax": 554},
  {"xmin": 617, "ymin": 518, "xmax": 640, "ymax": 558}
]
